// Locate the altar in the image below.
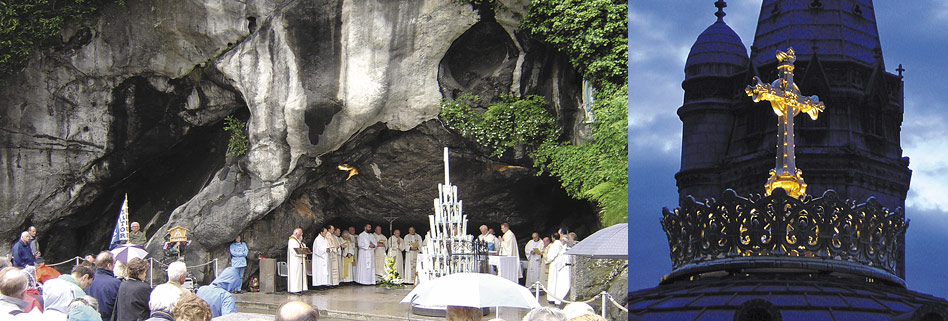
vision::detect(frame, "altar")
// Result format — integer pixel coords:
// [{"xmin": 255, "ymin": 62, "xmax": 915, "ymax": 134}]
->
[{"xmin": 488, "ymin": 255, "xmax": 519, "ymax": 283}]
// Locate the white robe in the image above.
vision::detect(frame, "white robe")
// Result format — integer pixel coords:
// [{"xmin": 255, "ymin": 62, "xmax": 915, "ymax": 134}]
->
[
  {"xmin": 311, "ymin": 234, "xmax": 330, "ymax": 286},
  {"xmin": 341, "ymin": 234, "xmax": 357, "ymax": 282},
  {"xmin": 478, "ymin": 233, "xmax": 498, "ymax": 251},
  {"xmin": 387, "ymin": 235, "xmax": 404, "ymax": 278},
  {"xmin": 500, "ymin": 230, "xmax": 522, "ymax": 278},
  {"xmin": 374, "ymin": 233, "xmax": 387, "ymax": 280},
  {"xmin": 540, "ymin": 243, "xmax": 551, "ymax": 288},
  {"xmin": 355, "ymin": 231, "xmax": 376, "ymax": 285},
  {"xmin": 334, "ymin": 235, "xmax": 347, "ymax": 283},
  {"xmin": 524, "ymin": 239, "xmax": 543, "ymax": 287},
  {"xmin": 287, "ymin": 236, "xmax": 308, "ymax": 293},
  {"xmin": 402, "ymin": 233, "xmax": 422, "ymax": 284},
  {"xmin": 545, "ymin": 240, "xmax": 570, "ymax": 303}
]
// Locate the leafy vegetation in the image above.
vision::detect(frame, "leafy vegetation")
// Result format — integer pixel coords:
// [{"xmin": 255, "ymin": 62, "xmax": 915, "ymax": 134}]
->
[
  {"xmin": 533, "ymin": 85, "xmax": 628, "ymax": 226},
  {"xmin": 440, "ymin": 94, "xmax": 561, "ymax": 158},
  {"xmin": 223, "ymin": 116, "xmax": 248, "ymax": 158},
  {"xmin": 441, "ymin": 0, "xmax": 628, "ymax": 226},
  {"xmin": 440, "ymin": 85, "xmax": 628, "ymax": 226},
  {"xmin": 0, "ymin": 0, "xmax": 118, "ymax": 75},
  {"xmin": 521, "ymin": 0, "xmax": 628, "ymax": 89}
]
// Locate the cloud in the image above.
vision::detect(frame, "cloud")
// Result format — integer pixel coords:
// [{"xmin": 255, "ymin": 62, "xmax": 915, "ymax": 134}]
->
[
  {"xmin": 931, "ymin": 0, "xmax": 948, "ymax": 22},
  {"xmin": 627, "ymin": 1, "xmax": 765, "ymax": 164},
  {"xmin": 901, "ymin": 94, "xmax": 948, "ymax": 211},
  {"xmin": 904, "ymin": 206, "xmax": 948, "ymax": 298}
]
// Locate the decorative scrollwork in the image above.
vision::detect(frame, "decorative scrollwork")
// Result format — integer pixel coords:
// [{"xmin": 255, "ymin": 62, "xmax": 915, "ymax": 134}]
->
[{"xmin": 661, "ymin": 188, "xmax": 907, "ymax": 276}]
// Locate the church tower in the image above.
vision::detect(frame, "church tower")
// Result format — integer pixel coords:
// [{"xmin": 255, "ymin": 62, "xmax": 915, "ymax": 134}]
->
[
  {"xmin": 677, "ymin": 0, "xmax": 749, "ymax": 199},
  {"xmin": 676, "ymin": 0, "xmax": 911, "ymax": 213},
  {"xmin": 630, "ymin": 2, "xmax": 948, "ymax": 318}
]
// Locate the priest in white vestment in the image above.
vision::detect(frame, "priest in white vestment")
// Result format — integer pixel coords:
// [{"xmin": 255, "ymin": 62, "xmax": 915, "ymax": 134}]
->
[
  {"xmin": 387, "ymin": 229, "xmax": 404, "ymax": 278},
  {"xmin": 402, "ymin": 226, "xmax": 422, "ymax": 284},
  {"xmin": 373, "ymin": 226, "xmax": 387, "ymax": 281},
  {"xmin": 539, "ymin": 236, "xmax": 552, "ymax": 288},
  {"xmin": 341, "ymin": 228, "xmax": 356, "ymax": 283},
  {"xmin": 286, "ymin": 228, "xmax": 308, "ymax": 294},
  {"xmin": 332, "ymin": 227, "xmax": 345, "ymax": 285},
  {"xmin": 524, "ymin": 232, "xmax": 544, "ymax": 288},
  {"xmin": 545, "ymin": 234, "xmax": 570, "ymax": 304},
  {"xmin": 355, "ymin": 224, "xmax": 376, "ymax": 285},
  {"xmin": 477, "ymin": 225, "xmax": 498, "ymax": 251},
  {"xmin": 311, "ymin": 227, "xmax": 330, "ymax": 287},
  {"xmin": 326, "ymin": 226, "xmax": 341, "ymax": 286},
  {"xmin": 499, "ymin": 223, "xmax": 522, "ymax": 278}
]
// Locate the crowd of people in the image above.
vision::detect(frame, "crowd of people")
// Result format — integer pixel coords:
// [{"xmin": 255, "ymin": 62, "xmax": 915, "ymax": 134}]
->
[
  {"xmin": 2, "ymin": 247, "xmax": 239, "ymax": 321},
  {"xmin": 0, "ymin": 252, "xmax": 326, "ymax": 321},
  {"xmin": 284, "ymin": 222, "xmax": 580, "ymax": 306},
  {"xmin": 1, "ymin": 223, "xmax": 251, "ymax": 321},
  {"xmin": 2, "ymin": 222, "xmax": 585, "ymax": 320}
]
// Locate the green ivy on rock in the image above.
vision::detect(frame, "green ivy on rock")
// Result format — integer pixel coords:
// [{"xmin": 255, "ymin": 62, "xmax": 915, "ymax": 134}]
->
[
  {"xmin": 223, "ymin": 115, "xmax": 248, "ymax": 158},
  {"xmin": 521, "ymin": 0, "xmax": 628, "ymax": 89},
  {"xmin": 533, "ymin": 85, "xmax": 628, "ymax": 226},
  {"xmin": 440, "ymin": 94, "xmax": 561, "ymax": 159},
  {"xmin": 442, "ymin": 0, "xmax": 629, "ymax": 226},
  {"xmin": 0, "ymin": 0, "xmax": 120, "ymax": 75},
  {"xmin": 440, "ymin": 86, "xmax": 628, "ymax": 226}
]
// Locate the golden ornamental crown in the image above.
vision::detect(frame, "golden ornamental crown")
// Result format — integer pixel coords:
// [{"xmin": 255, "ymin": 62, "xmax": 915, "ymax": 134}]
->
[{"xmin": 661, "ymin": 188, "xmax": 907, "ymax": 285}]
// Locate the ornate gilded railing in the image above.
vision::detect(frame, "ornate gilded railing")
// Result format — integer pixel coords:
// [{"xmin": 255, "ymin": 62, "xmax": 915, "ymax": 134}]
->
[{"xmin": 661, "ymin": 188, "xmax": 907, "ymax": 276}]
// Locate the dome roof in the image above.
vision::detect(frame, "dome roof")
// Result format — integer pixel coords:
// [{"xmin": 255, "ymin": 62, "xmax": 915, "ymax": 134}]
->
[
  {"xmin": 684, "ymin": 20, "xmax": 748, "ymax": 79},
  {"xmin": 629, "ymin": 273, "xmax": 948, "ymax": 320}
]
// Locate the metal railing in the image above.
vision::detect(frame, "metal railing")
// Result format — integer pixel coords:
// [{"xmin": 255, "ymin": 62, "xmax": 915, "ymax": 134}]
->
[
  {"xmin": 529, "ymin": 281, "xmax": 628, "ymax": 318},
  {"xmin": 147, "ymin": 258, "xmax": 218, "ymax": 288},
  {"xmin": 44, "ymin": 256, "xmax": 83, "ymax": 267}
]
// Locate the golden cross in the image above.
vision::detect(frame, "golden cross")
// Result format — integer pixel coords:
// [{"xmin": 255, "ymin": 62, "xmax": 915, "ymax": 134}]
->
[{"xmin": 745, "ymin": 47, "xmax": 825, "ymax": 198}]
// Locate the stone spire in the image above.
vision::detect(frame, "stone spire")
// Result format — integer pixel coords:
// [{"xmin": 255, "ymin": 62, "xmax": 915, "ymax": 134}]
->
[
  {"xmin": 683, "ymin": 1, "xmax": 747, "ymax": 80},
  {"xmin": 675, "ymin": 0, "xmax": 910, "ymax": 282},
  {"xmin": 751, "ymin": 0, "xmax": 883, "ymax": 67}
]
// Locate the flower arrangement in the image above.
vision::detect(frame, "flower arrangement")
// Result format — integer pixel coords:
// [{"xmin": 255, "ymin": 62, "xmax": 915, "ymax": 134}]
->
[{"xmin": 377, "ymin": 257, "xmax": 405, "ymax": 289}]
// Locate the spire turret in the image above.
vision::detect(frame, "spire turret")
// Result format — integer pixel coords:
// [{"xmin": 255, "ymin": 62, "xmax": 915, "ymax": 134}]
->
[
  {"xmin": 714, "ymin": 0, "xmax": 726, "ymax": 22},
  {"xmin": 752, "ymin": 0, "xmax": 883, "ymax": 67},
  {"xmin": 683, "ymin": 0, "xmax": 747, "ymax": 80}
]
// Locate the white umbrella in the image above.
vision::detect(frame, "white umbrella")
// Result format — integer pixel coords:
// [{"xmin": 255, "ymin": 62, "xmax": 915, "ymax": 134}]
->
[
  {"xmin": 565, "ymin": 223, "xmax": 627, "ymax": 259},
  {"xmin": 400, "ymin": 272, "xmax": 540, "ymax": 309},
  {"xmin": 110, "ymin": 244, "xmax": 148, "ymax": 263}
]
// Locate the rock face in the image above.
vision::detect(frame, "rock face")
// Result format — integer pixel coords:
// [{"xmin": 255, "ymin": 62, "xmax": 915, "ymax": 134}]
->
[
  {"xmin": 182, "ymin": 121, "xmax": 598, "ymax": 283},
  {"xmin": 571, "ymin": 257, "xmax": 629, "ymax": 320},
  {"xmin": 0, "ymin": 0, "xmax": 597, "ymax": 284}
]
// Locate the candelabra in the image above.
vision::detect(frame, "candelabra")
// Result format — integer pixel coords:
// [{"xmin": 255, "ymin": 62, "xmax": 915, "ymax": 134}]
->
[{"xmin": 417, "ymin": 147, "xmax": 482, "ymax": 282}]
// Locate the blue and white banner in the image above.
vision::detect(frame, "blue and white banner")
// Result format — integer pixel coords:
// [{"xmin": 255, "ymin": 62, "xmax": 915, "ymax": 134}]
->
[{"xmin": 109, "ymin": 194, "xmax": 130, "ymax": 249}]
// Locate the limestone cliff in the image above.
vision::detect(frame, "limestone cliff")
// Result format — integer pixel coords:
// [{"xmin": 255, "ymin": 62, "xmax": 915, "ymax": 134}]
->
[{"xmin": 0, "ymin": 0, "xmax": 596, "ymax": 282}]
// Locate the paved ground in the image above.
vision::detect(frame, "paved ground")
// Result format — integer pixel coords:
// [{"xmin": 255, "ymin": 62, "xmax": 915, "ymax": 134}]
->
[{"xmin": 230, "ymin": 283, "xmax": 550, "ymax": 320}]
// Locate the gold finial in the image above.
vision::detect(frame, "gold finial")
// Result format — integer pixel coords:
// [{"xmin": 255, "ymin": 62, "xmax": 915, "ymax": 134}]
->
[{"xmin": 745, "ymin": 47, "xmax": 826, "ymax": 199}]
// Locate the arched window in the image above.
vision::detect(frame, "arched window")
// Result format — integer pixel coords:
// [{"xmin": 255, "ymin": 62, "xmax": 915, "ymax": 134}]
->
[{"xmin": 733, "ymin": 299, "xmax": 781, "ymax": 321}]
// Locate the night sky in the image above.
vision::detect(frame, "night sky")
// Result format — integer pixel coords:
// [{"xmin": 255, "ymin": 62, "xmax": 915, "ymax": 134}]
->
[{"xmin": 627, "ymin": 0, "xmax": 948, "ymax": 298}]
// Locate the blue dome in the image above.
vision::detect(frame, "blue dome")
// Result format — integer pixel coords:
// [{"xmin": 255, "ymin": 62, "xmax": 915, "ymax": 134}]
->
[{"xmin": 684, "ymin": 21, "xmax": 748, "ymax": 79}]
